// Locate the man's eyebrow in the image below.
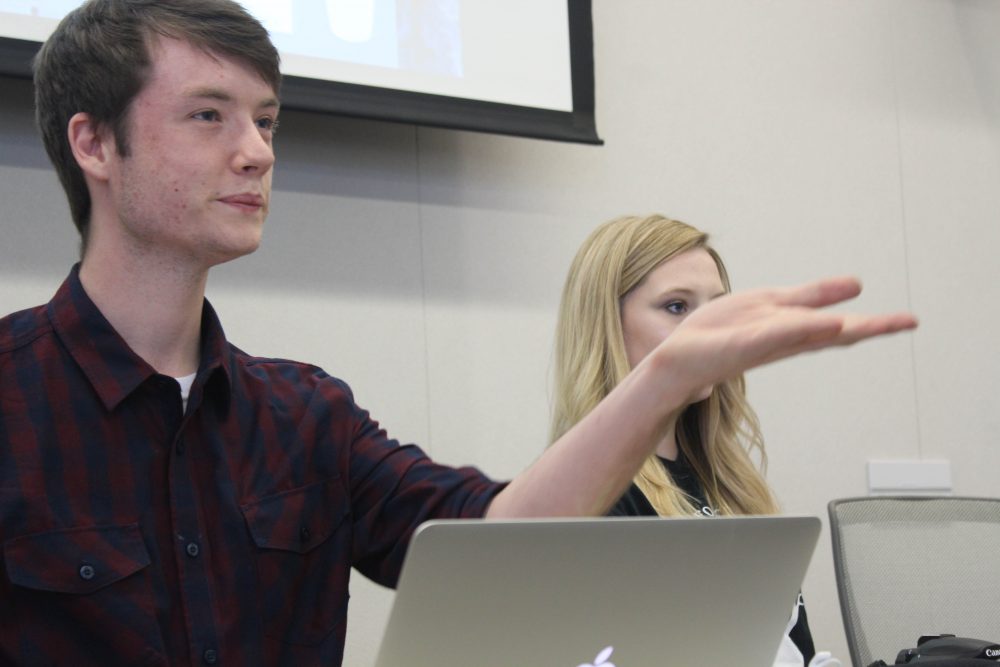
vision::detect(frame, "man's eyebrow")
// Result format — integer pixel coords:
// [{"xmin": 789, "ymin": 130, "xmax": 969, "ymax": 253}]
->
[
  {"xmin": 185, "ymin": 87, "xmax": 280, "ymax": 109},
  {"xmin": 186, "ymin": 87, "xmax": 232, "ymax": 102}
]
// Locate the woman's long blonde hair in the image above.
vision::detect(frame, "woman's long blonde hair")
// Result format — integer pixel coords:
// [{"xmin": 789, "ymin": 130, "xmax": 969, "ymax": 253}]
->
[{"xmin": 550, "ymin": 214, "xmax": 779, "ymax": 516}]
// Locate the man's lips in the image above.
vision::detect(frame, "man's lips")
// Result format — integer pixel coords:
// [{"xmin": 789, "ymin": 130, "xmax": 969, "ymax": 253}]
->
[{"xmin": 218, "ymin": 193, "xmax": 265, "ymax": 211}]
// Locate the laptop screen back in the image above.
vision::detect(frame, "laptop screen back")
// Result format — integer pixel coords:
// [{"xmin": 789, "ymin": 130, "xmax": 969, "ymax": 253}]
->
[{"xmin": 374, "ymin": 515, "xmax": 821, "ymax": 667}]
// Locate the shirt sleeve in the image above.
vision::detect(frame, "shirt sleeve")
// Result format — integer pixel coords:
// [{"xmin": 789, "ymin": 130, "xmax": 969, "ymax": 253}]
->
[{"xmin": 322, "ymin": 376, "xmax": 506, "ymax": 587}]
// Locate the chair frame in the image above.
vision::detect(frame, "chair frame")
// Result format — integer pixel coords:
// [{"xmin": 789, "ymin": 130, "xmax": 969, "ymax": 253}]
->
[{"xmin": 828, "ymin": 495, "xmax": 1000, "ymax": 667}]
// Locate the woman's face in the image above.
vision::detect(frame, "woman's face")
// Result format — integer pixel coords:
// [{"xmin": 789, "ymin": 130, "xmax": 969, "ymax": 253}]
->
[{"xmin": 621, "ymin": 248, "xmax": 726, "ymax": 372}]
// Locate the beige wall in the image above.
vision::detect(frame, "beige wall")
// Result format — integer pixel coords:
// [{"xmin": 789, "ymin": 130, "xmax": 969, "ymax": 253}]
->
[{"xmin": 1, "ymin": 1, "xmax": 998, "ymax": 664}]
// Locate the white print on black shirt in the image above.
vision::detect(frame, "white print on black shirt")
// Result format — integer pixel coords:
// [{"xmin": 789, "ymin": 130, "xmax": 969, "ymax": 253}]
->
[{"xmin": 691, "ymin": 504, "xmax": 717, "ymax": 517}]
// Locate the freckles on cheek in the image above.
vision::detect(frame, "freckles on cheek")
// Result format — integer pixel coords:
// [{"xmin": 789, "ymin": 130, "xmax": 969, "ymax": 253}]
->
[{"xmin": 159, "ymin": 179, "xmax": 188, "ymax": 216}]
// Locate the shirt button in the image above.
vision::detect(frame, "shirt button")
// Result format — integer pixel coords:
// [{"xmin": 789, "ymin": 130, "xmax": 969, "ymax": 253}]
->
[
  {"xmin": 186, "ymin": 542, "xmax": 200, "ymax": 558},
  {"xmin": 202, "ymin": 648, "xmax": 218, "ymax": 664},
  {"xmin": 300, "ymin": 526, "xmax": 311, "ymax": 543},
  {"xmin": 78, "ymin": 564, "xmax": 96, "ymax": 580}
]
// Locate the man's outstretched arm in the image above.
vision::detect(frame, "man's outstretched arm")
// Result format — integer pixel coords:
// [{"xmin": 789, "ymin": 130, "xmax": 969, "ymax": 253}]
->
[{"xmin": 486, "ymin": 276, "xmax": 917, "ymax": 518}]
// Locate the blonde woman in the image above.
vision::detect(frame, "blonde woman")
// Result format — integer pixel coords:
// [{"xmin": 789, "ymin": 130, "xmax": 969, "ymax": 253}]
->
[{"xmin": 551, "ymin": 214, "xmax": 840, "ymax": 667}]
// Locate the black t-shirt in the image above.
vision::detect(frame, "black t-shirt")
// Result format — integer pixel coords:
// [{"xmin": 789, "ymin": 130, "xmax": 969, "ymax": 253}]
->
[
  {"xmin": 607, "ymin": 453, "xmax": 817, "ymax": 662},
  {"xmin": 608, "ymin": 453, "xmax": 716, "ymax": 517}
]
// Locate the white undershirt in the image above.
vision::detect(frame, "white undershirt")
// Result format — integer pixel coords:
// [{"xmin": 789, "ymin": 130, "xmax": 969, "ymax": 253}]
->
[{"xmin": 174, "ymin": 372, "xmax": 197, "ymax": 412}]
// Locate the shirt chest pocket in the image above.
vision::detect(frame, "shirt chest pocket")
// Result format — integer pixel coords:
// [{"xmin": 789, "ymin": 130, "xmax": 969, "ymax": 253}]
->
[
  {"xmin": 241, "ymin": 476, "xmax": 351, "ymax": 647},
  {"xmin": 3, "ymin": 523, "xmax": 167, "ymax": 665}
]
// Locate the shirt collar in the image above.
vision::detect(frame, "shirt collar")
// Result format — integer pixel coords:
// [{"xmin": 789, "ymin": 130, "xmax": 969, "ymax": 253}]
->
[
  {"xmin": 196, "ymin": 297, "xmax": 233, "ymax": 408},
  {"xmin": 47, "ymin": 264, "xmax": 233, "ymax": 411}
]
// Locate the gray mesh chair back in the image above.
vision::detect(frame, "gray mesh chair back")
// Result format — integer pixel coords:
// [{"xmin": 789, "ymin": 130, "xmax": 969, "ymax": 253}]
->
[{"xmin": 828, "ymin": 496, "xmax": 1000, "ymax": 667}]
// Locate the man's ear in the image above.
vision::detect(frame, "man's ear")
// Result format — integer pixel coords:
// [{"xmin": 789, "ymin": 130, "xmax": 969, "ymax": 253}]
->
[{"xmin": 67, "ymin": 112, "xmax": 117, "ymax": 182}]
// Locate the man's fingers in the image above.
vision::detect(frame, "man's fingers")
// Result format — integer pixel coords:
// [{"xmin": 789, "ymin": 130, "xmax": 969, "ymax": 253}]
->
[
  {"xmin": 668, "ymin": 277, "xmax": 919, "ymax": 389},
  {"xmin": 733, "ymin": 311, "xmax": 846, "ymax": 370},
  {"xmin": 772, "ymin": 276, "xmax": 863, "ymax": 309},
  {"xmin": 747, "ymin": 311, "xmax": 918, "ymax": 370},
  {"xmin": 834, "ymin": 312, "xmax": 919, "ymax": 345}
]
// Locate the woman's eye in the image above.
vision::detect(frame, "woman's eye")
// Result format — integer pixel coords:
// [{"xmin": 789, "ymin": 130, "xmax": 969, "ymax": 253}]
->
[{"xmin": 664, "ymin": 300, "xmax": 688, "ymax": 315}]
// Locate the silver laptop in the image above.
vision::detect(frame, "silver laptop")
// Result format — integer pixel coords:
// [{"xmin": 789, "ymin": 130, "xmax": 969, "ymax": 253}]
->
[{"xmin": 373, "ymin": 515, "xmax": 821, "ymax": 667}]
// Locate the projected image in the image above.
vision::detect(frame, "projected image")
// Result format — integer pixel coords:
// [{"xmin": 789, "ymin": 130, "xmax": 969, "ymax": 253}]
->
[
  {"xmin": 246, "ymin": 0, "xmax": 462, "ymax": 76},
  {"xmin": 0, "ymin": 1, "xmax": 82, "ymax": 18},
  {"xmin": 396, "ymin": 0, "xmax": 461, "ymax": 77},
  {"xmin": 0, "ymin": 0, "xmax": 462, "ymax": 78},
  {"xmin": 0, "ymin": 0, "xmax": 584, "ymax": 137}
]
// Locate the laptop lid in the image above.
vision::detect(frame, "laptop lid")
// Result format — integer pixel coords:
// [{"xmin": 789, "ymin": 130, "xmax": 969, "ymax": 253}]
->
[{"xmin": 373, "ymin": 515, "xmax": 821, "ymax": 667}]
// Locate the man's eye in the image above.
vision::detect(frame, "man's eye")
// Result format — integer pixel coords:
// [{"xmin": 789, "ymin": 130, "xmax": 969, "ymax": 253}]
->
[
  {"xmin": 256, "ymin": 117, "xmax": 279, "ymax": 133},
  {"xmin": 192, "ymin": 110, "xmax": 220, "ymax": 122}
]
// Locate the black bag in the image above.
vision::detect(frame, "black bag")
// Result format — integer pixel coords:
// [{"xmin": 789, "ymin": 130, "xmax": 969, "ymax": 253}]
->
[{"xmin": 866, "ymin": 634, "xmax": 1000, "ymax": 666}]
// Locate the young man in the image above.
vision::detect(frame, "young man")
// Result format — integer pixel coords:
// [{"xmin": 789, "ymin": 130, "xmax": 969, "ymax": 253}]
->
[{"xmin": 0, "ymin": 1, "xmax": 916, "ymax": 665}]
